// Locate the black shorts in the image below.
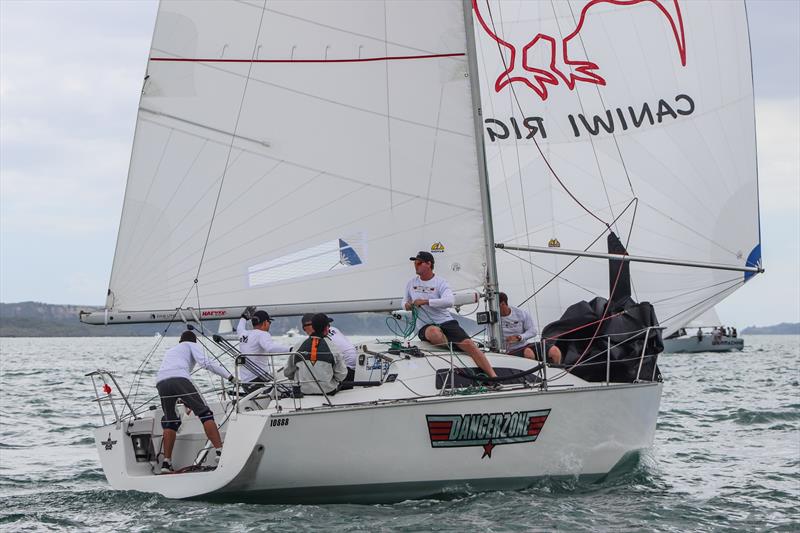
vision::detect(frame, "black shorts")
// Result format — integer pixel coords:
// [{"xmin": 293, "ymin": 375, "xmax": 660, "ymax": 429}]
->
[
  {"xmin": 156, "ymin": 377, "xmax": 213, "ymax": 429},
  {"xmin": 418, "ymin": 320, "xmax": 471, "ymax": 345},
  {"xmin": 508, "ymin": 342, "xmax": 554, "ymax": 361}
]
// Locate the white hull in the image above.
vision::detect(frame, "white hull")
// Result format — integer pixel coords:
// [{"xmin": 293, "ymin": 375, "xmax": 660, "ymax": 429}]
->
[
  {"xmin": 93, "ymin": 346, "xmax": 662, "ymax": 502},
  {"xmin": 663, "ymin": 336, "xmax": 744, "ymax": 353}
]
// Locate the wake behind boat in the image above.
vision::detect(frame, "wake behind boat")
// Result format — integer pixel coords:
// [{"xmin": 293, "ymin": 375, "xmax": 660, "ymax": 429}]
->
[{"xmin": 82, "ymin": 0, "xmax": 762, "ymax": 502}]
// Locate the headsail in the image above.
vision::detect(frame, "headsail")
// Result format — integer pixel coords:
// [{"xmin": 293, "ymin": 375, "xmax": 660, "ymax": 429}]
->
[
  {"xmin": 473, "ymin": 0, "xmax": 761, "ymax": 334},
  {"xmin": 102, "ymin": 0, "xmax": 488, "ymax": 316}
]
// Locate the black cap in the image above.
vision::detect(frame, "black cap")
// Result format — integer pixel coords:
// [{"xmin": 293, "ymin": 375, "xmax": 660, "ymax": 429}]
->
[
  {"xmin": 179, "ymin": 330, "xmax": 197, "ymax": 343},
  {"xmin": 252, "ymin": 310, "xmax": 272, "ymax": 326},
  {"xmin": 301, "ymin": 313, "xmax": 315, "ymax": 327},
  {"xmin": 311, "ymin": 313, "xmax": 333, "ymax": 335},
  {"xmin": 409, "ymin": 251, "xmax": 435, "ymax": 266}
]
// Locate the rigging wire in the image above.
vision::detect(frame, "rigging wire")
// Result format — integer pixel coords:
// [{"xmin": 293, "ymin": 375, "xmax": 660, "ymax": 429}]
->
[{"xmin": 514, "ymin": 197, "xmax": 638, "ymax": 307}]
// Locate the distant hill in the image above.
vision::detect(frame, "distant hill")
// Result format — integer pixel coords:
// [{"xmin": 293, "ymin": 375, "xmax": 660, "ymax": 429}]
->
[
  {"xmin": 0, "ymin": 301, "xmax": 482, "ymax": 338},
  {"xmin": 740, "ymin": 323, "xmax": 800, "ymax": 335}
]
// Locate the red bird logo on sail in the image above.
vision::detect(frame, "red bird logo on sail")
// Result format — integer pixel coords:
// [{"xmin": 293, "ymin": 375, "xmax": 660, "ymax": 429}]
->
[{"xmin": 473, "ymin": 0, "xmax": 687, "ymax": 100}]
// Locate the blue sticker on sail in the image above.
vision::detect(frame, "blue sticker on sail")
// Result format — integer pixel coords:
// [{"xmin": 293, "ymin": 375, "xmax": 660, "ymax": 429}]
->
[
  {"xmin": 744, "ymin": 244, "xmax": 761, "ymax": 282},
  {"xmin": 248, "ymin": 233, "xmax": 367, "ymax": 287},
  {"xmin": 339, "ymin": 239, "xmax": 363, "ymax": 266}
]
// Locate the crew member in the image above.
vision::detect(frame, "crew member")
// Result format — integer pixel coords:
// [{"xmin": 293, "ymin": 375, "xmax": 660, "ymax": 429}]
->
[
  {"xmin": 499, "ymin": 292, "xmax": 562, "ymax": 364},
  {"xmin": 236, "ymin": 307, "xmax": 290, "ymax": 385},
  {"xmin": 404, "ymin": 251, "xmax": 497, "ymax": 379},
  {"xmin": 301, "ymin": 313, "xmax": 357, "ymax": 387},
  {"xmin": 155, "ymin": 330, "xmax": 232, "ymax": 473},
  {"xmin": 285, "ymin": 313, "xmax": 348, "ymax": 395}
]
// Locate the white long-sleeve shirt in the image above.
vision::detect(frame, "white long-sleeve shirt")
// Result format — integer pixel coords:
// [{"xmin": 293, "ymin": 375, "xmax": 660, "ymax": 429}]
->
[
  {"xmin": 236, "ymin": 318, "xmax": 290, "ymax": 382},
  {"xmin": 403, "ymin": 274, "xmax": 454, "ymax": 326},
  {"xmin": 156, "ymin": 341, "xmax": 231, "ymax": 384},
  {"xmin": 501, "ymin": 306, "xmax": 539, "ymax": 351},
  {"xmin": 327, "ymin": 326, "xmax": 357, "ymax": 369}
]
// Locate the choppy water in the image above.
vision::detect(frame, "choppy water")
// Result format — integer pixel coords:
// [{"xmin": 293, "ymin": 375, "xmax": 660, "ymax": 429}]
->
[{"xmin": 1, "ymin": 335, "xmax": 798, "ymax": 532}]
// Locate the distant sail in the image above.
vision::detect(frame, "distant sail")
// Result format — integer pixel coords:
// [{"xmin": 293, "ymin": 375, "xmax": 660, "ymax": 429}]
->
[
  {"xmin": 474, "ymin": 0, "xmax": 760, "ymax": 334},
  {"xmin": 107, "ymin": 0, "xmax": 487, "ymax": 312}
]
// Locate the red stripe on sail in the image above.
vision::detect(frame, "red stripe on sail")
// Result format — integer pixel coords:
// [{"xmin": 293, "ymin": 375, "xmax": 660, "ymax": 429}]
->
[{"xmin": 150, "ymin": 52, "xmax": 466, "ymax": 64}]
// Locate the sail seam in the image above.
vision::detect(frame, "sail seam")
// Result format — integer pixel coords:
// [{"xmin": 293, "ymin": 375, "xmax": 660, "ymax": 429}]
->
[{"xmin": 149, "ymin": 52, "xmax": 466, "ymax": 64}]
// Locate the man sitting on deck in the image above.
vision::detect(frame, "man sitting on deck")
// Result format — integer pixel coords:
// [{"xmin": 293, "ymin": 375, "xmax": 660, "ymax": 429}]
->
[
  {"xmin": 155, "ymin": 330, "xmax": 233, "ymax": 473},
  {"xmin": 301, "ymin": 312, "xmax": 358, "ymax": 388},
  {"xmin": 285, "ymin": 313, "xmax": 348, "ymax": 395},
  {"xmin": 404, "ymin": 251, "xmax": 497, "ymax": 379},
  {"xmin": 498, "ymin": 292, "xmax": 562, "ymax": 364}
]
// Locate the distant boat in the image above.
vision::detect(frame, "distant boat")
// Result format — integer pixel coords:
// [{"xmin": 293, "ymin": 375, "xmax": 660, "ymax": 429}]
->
[{"xmin": 663, "ymin": 309, "xmax": 744, "ymax": 353}]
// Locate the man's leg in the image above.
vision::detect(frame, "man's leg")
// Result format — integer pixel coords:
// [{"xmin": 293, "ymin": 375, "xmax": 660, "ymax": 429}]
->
[
  {"xmin": 423, "ymin": 326, "xmax": 497, "ymax": 378},
  {"xmin": 162, "ymin": 428, "xmax": 177, "ymax": 460},
  {"xmin": 548, "ymin": 345, "xmax": 562, "ymax": 365},
  {"xmin": 522, "ymin": 346, "xmax": 536, "ymax": 360},
  {"xmin": 202, "ymin": 419, "xmax": 223, "ymax": 449},
  {"xmin": 422, "ymin": 325, "xmax": 448, "ymax": 346},
  {"xmin": 456, "ymin": 338, "xmax": 498, "ymax": 378}
]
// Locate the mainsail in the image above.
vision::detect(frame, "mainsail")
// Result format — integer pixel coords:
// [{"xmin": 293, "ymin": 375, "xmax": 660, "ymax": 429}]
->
[
  {"xmin": 102, "ymin": 0, "xmax": 489, "ymax": 316},
  {"xmin": 473, "ymin": 0, "xmax": 761, "ymax": 335}
]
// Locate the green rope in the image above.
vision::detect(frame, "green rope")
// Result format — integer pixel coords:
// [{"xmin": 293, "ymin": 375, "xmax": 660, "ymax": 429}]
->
[{"xmin": 386, "ymin": 307, "xmax": 418, "ymax": 339}]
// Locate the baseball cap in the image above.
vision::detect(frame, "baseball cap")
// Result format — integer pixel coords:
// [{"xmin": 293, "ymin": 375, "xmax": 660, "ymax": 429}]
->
[
  {"xmin": 311, "ymin": 313, "xmax": 333, "ymax": 334},
  {"xmin": 252, "ymin": 310, "xmax": 273, "ymax": 325},
  {"xmin": 301, "ymin": 313, "xmax": 315, "ymax": 327},
  {"xmin": 409, "ymin": 251, "xmax": 435, "ymax": 265}
]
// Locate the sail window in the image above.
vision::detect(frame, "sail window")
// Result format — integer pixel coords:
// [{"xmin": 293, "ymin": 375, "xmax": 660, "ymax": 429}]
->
[{"xmin": 248, "ymin": 233, "xmax": 367, "ymax": 287}]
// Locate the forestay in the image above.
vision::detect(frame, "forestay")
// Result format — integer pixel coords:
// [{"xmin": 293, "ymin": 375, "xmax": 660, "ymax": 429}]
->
[
  {"xmin": 473, "ymin": 0, "xmax": 761, "ymax": 334},
  {"xmin": 106, "ymin": 0, "xmax": 487, "ymax": 314}
]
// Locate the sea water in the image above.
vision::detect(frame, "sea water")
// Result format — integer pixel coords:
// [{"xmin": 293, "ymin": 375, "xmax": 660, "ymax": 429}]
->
[{"xmin": 1, "ymin": 335, "xmax": 798, "ymax": 532}]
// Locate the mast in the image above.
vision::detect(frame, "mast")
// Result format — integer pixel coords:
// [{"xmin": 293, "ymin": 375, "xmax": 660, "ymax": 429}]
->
[{"xmin": 462, "ymin": 0, "xmax": 503, "ymax": 350}]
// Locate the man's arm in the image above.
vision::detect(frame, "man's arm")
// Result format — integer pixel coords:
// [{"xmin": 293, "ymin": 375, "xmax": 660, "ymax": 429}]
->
[
  {"xmin": 190, "ymin": 344, "xmax": 232, "ymax": 380},
  {"xmin": 403, "ymin": 279, "xmax": 413, "ymax": 310},
  {"xmin": 283, "ymin": 353, "xmax": 297, "ymax": 380},
  {"xmin": 426, "ymin": 280, "xmax": 454, "ymax": 308},
  {"xmin": 260, "ymin": 334, "xmax": 290, "ymax": 354},
  {"xmin": 236, "ymin": 318, "xmax": 248, "ymax": 338},
  {"xmin": 520, "ymin": 309, "xmax": 538, "ymax": 342},
  {"xmin": 331, "ymin": 346, "xmax": 348, "ymax": 383}
]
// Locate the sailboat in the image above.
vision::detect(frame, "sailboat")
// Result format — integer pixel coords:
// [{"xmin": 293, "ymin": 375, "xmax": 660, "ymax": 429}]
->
[
  {"xmin": 82, "ymin": 0, "xmax": 761, "ymax": 502},
  {"xmin": 663, "ymin": 308, "xmax": 744, "ymax": 353}
]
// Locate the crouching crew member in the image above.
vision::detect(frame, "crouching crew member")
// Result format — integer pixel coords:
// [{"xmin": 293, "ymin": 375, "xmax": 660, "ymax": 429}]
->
[
  {"xmin": 499, "ymin": 292, "xmax": 562, "ymax": 364},
  {"xmin": 285, "ymin": 313, "xmax": 347, "ymax": 395},
  {"xmin": 301, "ymin": 313, "xmax": 357, "ymax": 387},
  {"xmin": 155, "ymin": 330, "xmax": 233, "ymax": 473}
]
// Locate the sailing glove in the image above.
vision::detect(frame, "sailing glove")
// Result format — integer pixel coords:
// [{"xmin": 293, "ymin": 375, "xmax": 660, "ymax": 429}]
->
[{"xmin": 241, "ymin": 306, "xmax": 257, "ymax": 320}]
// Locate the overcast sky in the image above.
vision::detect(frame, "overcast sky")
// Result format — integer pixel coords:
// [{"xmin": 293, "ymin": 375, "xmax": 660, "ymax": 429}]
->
[{"xmin": 1, "ymin": 0, "xmax": 798, "ymax": 327}]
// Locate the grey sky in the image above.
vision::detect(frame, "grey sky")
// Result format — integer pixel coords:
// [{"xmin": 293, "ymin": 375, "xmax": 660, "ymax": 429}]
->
[{"xmin": 1, "ymin": 0, "xmax": 798, "ymax": 327}]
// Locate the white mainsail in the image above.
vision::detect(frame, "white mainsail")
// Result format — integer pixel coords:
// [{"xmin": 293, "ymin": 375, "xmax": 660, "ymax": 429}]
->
[
  {"xmin": 473, "ymin": 0, "xmax": 761, "ymax": 334},
  {"xmin": 105, "ymin": 0, "xmax": 488, "ymax": 314}
]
